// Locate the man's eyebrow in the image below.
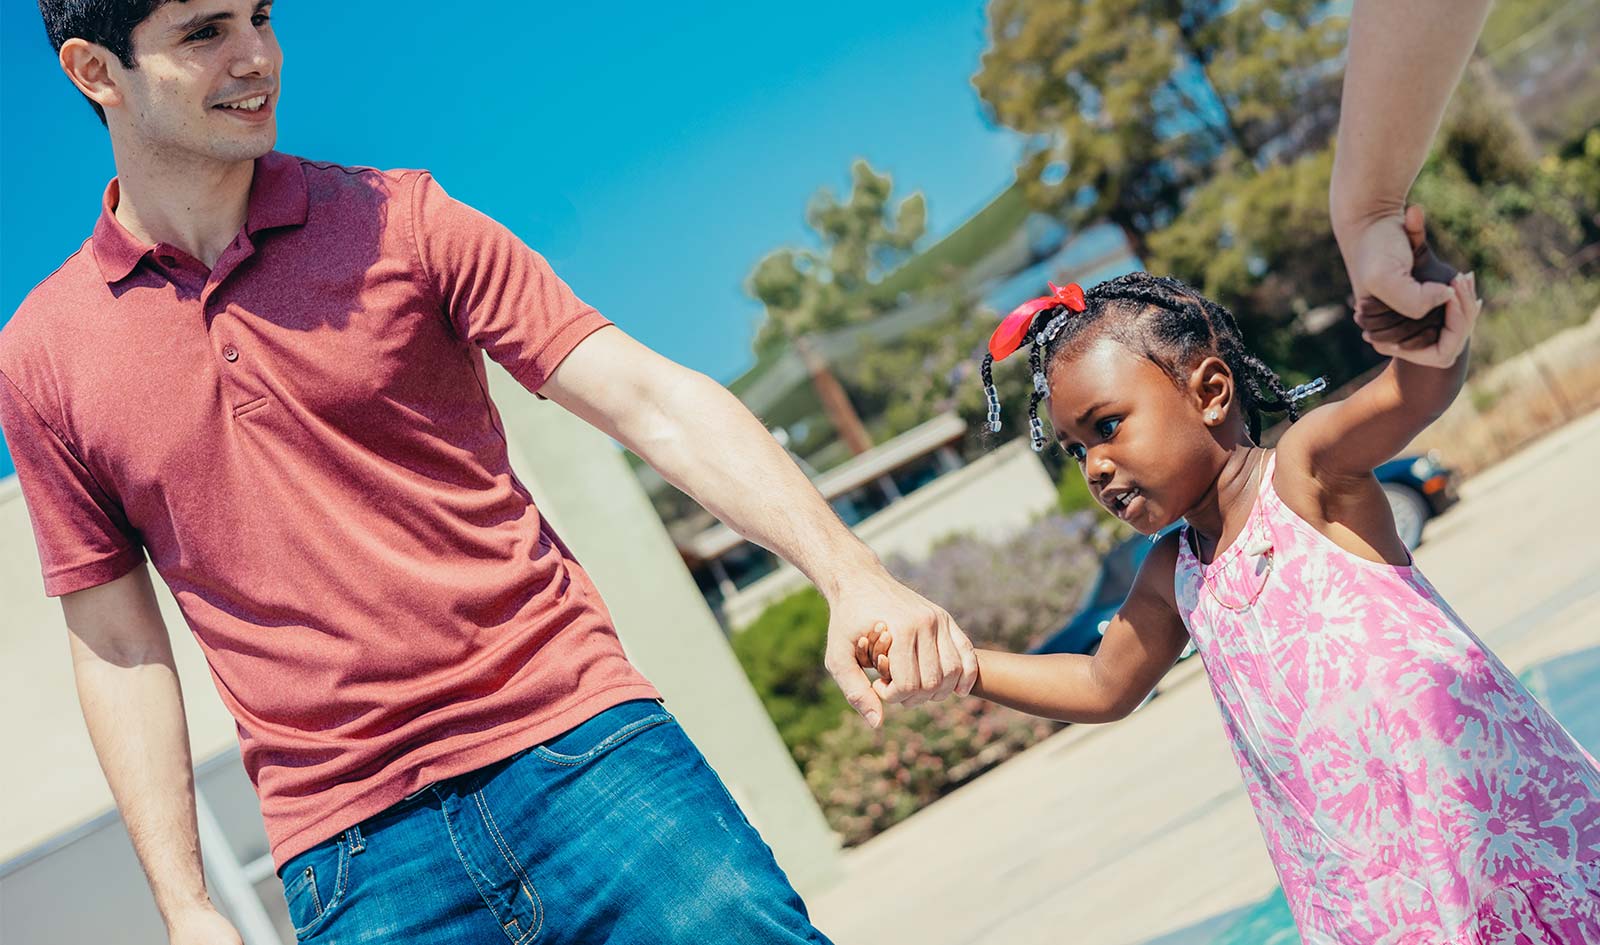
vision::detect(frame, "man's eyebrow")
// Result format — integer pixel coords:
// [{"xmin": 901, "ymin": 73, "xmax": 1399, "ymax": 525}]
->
[{"xmin": 169, "ymin": 2, "xmax": 272, "ymax": 38}]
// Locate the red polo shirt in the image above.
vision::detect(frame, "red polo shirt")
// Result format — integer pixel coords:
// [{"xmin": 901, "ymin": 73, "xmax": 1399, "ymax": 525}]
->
[{"xmin": 0, "ymin": 152, "xmax": 660, "ymax": 865}]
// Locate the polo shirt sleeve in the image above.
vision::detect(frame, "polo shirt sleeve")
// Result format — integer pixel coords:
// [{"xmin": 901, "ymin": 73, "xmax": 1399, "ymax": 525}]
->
[
  {"xmin": 410, "ymin": 172, "xmax": 612, "ymax": 394},
  {"xmin": 0, "ymin": 369, "xmax": 145, "ymax": 597}
]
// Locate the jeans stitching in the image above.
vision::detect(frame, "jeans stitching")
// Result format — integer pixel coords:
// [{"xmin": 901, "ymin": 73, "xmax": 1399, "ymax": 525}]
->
[
  {"xmin": 472, "ymin": 790, "xmax": 545, "ymax": 945},
  {"xmin": 292, "ymin": 837, "xmax": 348, "ymax": 939},
  {"xmin": 441, "ymin": 795, "xmax": 524, "ymax": 945},
  {"xmin": 530, "ymin": 714, "xmax": 671, "ymax": 767}
]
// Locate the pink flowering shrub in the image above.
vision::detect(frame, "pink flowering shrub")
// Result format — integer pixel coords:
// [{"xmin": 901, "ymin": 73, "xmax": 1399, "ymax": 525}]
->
[{"xmin": 800, "ymin": 698, "xmax": 1062, "ymax": 846}]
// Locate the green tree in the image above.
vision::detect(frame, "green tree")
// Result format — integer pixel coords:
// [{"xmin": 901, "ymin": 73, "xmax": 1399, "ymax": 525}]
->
[
  {"xmin": 840, "ymin": 289, "xmax": 1043, "ymax": 452},
  {"xmin": 748, "ymin": 160, "xmax": 927, "ymax": 356},
  {"xmin": 972, "ymin": 0, "xmax": 1345, "ymax": 257}
]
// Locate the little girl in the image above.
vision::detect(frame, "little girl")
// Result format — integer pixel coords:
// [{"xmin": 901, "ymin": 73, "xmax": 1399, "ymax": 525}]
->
[{"xmin": 860, "ymin": 228, "xmax": 1600, "ymax": 943}]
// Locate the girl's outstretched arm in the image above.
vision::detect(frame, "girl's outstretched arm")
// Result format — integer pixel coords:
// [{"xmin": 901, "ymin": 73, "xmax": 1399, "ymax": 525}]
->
[
  {"xmin": 968, "ymin": 532, "xmax": 1189, "ymax": 724},
  {"xmin": 1280, "ymin": 251, "xmax": 1479, "ymax": 478}
]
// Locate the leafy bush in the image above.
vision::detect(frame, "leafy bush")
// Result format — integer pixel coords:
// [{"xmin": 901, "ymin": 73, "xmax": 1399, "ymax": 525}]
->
[
  {"xmin": 730, "ymin": 588, "xmax": 847, "ymax": 759},
  {"xmin": 801, "ymin": 696, "xmax": 1062, "ymax": 846},
  {"xmin": 735, "ymin": 513, "xmax": 1109, "ymax": 844},
  {"xmin": 885, "ymin": 513, "xmax": 1104, "ymax": 653}
]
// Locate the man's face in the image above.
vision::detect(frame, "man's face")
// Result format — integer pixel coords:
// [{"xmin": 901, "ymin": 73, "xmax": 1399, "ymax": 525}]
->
[{"xmin": 113, "ymin": 0, "xmax": 281, "ymax": 163}]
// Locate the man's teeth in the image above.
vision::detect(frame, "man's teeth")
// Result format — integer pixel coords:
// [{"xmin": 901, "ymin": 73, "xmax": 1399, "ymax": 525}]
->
[{"xmin": 220, "ymin": 96, "xmax": 267, "ymax": 111}]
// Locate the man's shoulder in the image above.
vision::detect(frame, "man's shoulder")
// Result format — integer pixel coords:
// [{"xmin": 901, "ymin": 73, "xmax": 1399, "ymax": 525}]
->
[{"xmin": 290, "ymin": 153, "xmax": 430, "ymax": 205}]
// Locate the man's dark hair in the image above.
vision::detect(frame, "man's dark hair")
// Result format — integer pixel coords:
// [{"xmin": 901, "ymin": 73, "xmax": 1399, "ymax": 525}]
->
[{"xmin": 38, "ymin": 1, "xmax": 181, "ymax": 126}]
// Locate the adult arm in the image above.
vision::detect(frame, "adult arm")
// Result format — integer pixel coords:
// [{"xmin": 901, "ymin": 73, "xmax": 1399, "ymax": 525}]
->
[
  {"xmin": 540, "ymin": 326, "xmax": 978, "ymax": 723},
  {"xmin": 1331, "ymin": 0, "xmax": 1493, "ymax": 317},
  {"xmin": 61, "ymin": 565, "xmax": 241, "ymax": 945}
]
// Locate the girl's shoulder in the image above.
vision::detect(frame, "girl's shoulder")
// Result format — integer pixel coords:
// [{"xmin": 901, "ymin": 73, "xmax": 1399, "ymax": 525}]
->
[
  {"xmin": 1129, "ymin": 528, "xmax": 1184, "ymax": 614},
  {"xmin": 1266, "ymin": 442, "xmax": 1414, "ymax": 567}
]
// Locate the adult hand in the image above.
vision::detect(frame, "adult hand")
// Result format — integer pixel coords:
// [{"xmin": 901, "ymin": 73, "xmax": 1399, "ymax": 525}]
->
[
  {"xmin": 168, "ymin": 903, "xmax": 244, "ymax": 945},
  {"xmin": 824, "ymin": 571, "xmax": 977, "ymax": 726},
  {"xmin": 1351, "ymin": 206, "xmax": 1479, "ymax": 369},
  {"xmin": 1340, "ymin": 204, "xmax": 1456, "ymax": 321}
]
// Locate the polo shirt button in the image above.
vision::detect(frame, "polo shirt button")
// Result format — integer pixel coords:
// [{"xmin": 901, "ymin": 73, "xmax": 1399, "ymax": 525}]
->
[{"xmin": 222, "ymin": 344, "xmax": 240, "ymax": 362}]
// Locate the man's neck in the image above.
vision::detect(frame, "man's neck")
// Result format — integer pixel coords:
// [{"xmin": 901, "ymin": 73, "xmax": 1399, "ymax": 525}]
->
[{"xmin": 109, "ymin": 140, "xmax": 259, "ymax": 269}]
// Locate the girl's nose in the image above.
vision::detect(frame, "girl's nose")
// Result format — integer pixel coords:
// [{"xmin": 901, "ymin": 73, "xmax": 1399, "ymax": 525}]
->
[{"xmin": 1088, "ymin": 453, "xmax": 1115, "ymax": 485}]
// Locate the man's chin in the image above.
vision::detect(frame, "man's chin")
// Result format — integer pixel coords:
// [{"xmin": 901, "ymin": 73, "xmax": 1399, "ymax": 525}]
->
[{"xmin": 207, "ymin": 128, "xmax": 278, "ymax": 163}]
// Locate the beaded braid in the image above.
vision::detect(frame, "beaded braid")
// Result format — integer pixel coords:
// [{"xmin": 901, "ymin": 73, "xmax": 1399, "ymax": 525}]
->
[{"xmin": 985, "ymin": 273, "xmax": 1324, "ymax": 448}]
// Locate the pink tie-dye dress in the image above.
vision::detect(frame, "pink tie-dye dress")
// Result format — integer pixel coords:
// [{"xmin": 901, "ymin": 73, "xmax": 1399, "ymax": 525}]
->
[{"xmin": 1174, "ymin": 453, "xmax": 1600, "ymax": 945}]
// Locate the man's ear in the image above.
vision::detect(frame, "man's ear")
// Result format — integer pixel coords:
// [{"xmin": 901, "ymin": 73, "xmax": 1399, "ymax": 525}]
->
[
  {"xmin": 1190, "ymin": 356, "xmax": 1233, "ymax": 427},
  {"xmin": 60, "ymin": 38, "xmax": 125, "ymax": 115}
]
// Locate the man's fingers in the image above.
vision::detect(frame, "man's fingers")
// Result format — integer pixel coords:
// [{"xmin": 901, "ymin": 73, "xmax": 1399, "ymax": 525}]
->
[
  {"xmin": 951, "ymin": 623, "xmax": 979, "ymax": 696},
  {"xmin": 1403, "ymin": 205, "xmax": 1427, "ymax": 251},
  {"xmin": 827, "ymin": 647, "xmax": 884, "ymax": 728},
  {"xmin": 886, "ymin": 621, "xmax": 920, "ymax": 706},
  {"xmin": 931, "ymin": 617, "xmax": 963, "ymax": 701},
  {"xmin": 917, "ymin": 616, "xmax": 942, "ymax": 697},
  {"xmin": 1368, "ymin": 268, "xmax": 1455, "ymax": 320}
]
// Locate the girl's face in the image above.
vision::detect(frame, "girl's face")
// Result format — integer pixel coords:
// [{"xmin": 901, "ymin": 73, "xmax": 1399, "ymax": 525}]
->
[{"xmin": 1047, "ymin": 336, "xmax": 1231, "ymax": 534}]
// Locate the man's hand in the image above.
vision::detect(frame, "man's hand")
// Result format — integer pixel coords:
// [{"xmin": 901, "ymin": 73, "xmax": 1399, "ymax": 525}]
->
[
  {"xmin": 167, "ymin": 903, "xmax": 244, "ymax": 945},
  {"xmin": 824, "ymin": 573, "xmax": 977, "ymax": 726},
  {"xmin": 1340, "ymin": 204, "xmax": 1456, "ymax": 321},
  {"xmin": 1351, "ymin": 206, "xmax": 1480, "ymax": 369}
]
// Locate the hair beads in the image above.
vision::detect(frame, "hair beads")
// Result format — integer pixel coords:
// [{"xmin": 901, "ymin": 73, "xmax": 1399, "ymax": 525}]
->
[{"xmin": 981, "ymin": 273, "xmax": 1321, "ymax": 449}]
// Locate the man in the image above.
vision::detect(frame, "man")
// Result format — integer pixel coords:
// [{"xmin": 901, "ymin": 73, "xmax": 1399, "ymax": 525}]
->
[{"xmin": 1, "ymin": 2, "xmax": 977, "ymax": 942}]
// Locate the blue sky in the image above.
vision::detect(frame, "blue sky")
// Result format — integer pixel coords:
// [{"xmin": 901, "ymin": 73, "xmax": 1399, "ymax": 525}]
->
[{"xmin": 0, "ymin": 1, "xmax": 1025, "ymax": 478}]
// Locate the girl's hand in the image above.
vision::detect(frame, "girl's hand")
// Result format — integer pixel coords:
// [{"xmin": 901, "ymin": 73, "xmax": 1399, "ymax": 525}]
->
[
  {"xmin": 854, "ymin": 625, "xmax": 896, "ymax": 687},
  {"xmin": 1364, "ymin": 270, "xmax": 1480, "ymax": 369}
]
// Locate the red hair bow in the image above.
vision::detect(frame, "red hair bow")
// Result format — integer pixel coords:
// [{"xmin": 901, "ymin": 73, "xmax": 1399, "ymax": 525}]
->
[{"xmin": 987, "ymin": 282, "xmax": 1087, "ymax": 361}]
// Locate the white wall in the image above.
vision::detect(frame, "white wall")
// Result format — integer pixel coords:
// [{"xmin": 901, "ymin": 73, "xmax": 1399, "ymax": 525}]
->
[
  {"xmin": 0, "ymin": 475, "xmax": 242, "ymax": 863},
  {"xmin": 722, "ymin": 438, "xmax": 1058, "ymax": 629}
]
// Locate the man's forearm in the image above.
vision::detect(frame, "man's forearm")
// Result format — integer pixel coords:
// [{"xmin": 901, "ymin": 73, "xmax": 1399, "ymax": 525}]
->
[
  {"xmin": 1330, "ymin": 0, "xmax": 1492, "ymax": 234},
  {"xmin": 72, "ymin": 642, "xmax": 214, "ymax": 926},
  {"xmin": 619, "ymin": 369, "xmax": 885, "ymax": 599}
]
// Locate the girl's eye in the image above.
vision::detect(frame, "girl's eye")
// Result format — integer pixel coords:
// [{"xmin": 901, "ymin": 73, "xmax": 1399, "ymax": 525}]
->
[
  {"xmin": 1065, "ymin": 443, "xmax": 1086, "ymax": 462},
  {"xmin": 1096, "ymin": 417, "xmax": 1122, "ymax": 439}
]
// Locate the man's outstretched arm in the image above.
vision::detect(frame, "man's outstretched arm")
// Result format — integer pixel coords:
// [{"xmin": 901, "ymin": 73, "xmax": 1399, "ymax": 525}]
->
[
  {"xmin": 61, "ymin": 565, "xmax": 243, "ymax": 945},
  {"xmin": 541, "ymin": 326, "xmax": 978, "ymax": 723}
]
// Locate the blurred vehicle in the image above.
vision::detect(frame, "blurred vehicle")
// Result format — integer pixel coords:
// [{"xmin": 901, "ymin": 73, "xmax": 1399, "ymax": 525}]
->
[
  {"xmin": 1031, "ymin": 453, "xmax": 1457, "ymax": 657},
  {"xmin": 1377, "ymin": 451, "xmax": 1458, "ymax": 551}
]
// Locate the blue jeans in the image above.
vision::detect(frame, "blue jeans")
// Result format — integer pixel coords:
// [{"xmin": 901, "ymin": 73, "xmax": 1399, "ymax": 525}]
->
[{"xmin": 278, "ymin": 700, "xmax": 835, "ymax": 944}]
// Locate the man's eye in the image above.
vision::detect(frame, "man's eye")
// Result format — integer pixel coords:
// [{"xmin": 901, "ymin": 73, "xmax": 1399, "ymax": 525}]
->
[
  {"xmin": 187, "ymin": 26, "xmax": 219, "ymax": 41},
  {"xmin": 1096, "ymin": 418, "xmax": 1122, "ymax": 439},
  {"xmin": 253, "ymin": 13, "xmax": 271, "ymax": 26}
]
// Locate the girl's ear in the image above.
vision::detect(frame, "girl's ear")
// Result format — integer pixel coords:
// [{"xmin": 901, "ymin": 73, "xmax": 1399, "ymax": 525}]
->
[{"xmin": 1189, "ymin": 356, "xmax": 1233, "ymax": 427}]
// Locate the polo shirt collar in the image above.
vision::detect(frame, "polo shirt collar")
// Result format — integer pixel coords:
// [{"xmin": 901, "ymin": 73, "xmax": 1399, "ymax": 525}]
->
[{"xmin": 91, "ymin": 151, "xmax": 309, "ymax": 284}]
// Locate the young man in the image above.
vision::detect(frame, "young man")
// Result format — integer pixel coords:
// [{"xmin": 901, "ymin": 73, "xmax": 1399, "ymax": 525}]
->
[{"xmin": 3, "ymin": 3, "xmax": 978, "ymax": 942}]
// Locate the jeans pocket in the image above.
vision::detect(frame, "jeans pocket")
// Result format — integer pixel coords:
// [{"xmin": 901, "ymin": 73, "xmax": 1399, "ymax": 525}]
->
[
  {"xmin": 279, "ymin": 834, "xmax": 351, "ymax": 940},
  {"xmin": 530, "ymin": 700, "xmax": 671, "ymax": 767}
]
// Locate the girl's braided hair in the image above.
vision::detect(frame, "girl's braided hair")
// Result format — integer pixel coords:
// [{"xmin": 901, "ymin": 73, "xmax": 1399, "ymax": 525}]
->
[{"xmin": 982, "ymin": 272, "xmax": 1325, "ymax": 447}]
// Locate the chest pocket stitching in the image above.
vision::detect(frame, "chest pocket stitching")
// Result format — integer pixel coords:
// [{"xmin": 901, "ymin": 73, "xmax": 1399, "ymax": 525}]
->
[{"xmin": 233, "ymin": 396, "xmax": 271, "ymax": 419}]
